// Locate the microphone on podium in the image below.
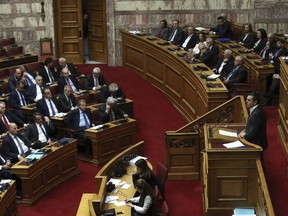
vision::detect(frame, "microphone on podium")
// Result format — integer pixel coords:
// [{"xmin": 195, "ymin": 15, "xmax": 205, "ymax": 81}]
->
[{"xmin": 209, "ymin": 118, "xmax": 228, "ymax": 138}]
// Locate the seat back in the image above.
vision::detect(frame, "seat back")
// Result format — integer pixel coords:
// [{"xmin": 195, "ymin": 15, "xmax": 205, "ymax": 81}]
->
[
  {"xmin": 161, "ymin": 201, "xmax": 169, "ymax": 216},
  {"xmin": 6, "ymin": 46, "xmax": 23, "ymax": 56},
  {"xmin": 26, "ymin": 62, "xmax": 44, "ymax": 75},
  {"xmin": 0, "ymin": 38, "xmax": 16, "ymax": 46},
  {"xmin": 156, "ymin": 162, "xmax": 168, "ymax": 185},
  {"xmin": 40, "ymin": 37, "xmax": 53, "ymax": 56}
]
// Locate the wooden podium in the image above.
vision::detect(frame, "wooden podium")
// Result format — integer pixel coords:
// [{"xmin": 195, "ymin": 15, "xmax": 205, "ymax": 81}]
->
[
  {"xmin": 85, "ymin": 118, "xmax": 137, "ymax": 165},
  {"xmin": 0, "ymin": 180, "xmax": 17, "ymax": 216},
  {"xmin": 202, "ymin": 124, "xmax": 274, "ymax": 216},
  {"xmin": 11, "ymin": 140, "xmax": 79, "ymax": 205}
]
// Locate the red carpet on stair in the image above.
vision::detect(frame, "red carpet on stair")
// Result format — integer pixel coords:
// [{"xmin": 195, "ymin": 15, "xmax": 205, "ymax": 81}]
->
[{"xmin": 17, "ymin": 65, "xmax": 288, "ymax": 216}]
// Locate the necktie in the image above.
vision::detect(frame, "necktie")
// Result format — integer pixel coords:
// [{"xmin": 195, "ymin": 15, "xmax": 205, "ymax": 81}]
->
[
  {"xmin": 14, "ymin": 136, "xmax": 25, "ymax": 156},
  {"xmin": 82, "ymin": 112, "xmax": 90, "ymax": 128},
  {"xmin": 20, "ymin": 93, "xmax": 27, "ymax": 106},
  {"xmin": 48, "ymin": 68, "xmax": 54, "ymax": 82},
  {"xmin": 0, "ymin": 155, "xmax": 5, "ymax": 164},
  {"xmin": 273, "ymin": 48, "xmax": 282, "ymax": 58},
  {"xmin": 49, "ymin": 99, "xmax": 56, "ymax": 116},
  {"xmin": 110, "ymin": 109, "xmax": 115, "ymax": 121},
  {"xmin": 27, "ymin": 76, "xmax": 33, "ymax": 86},
  {"xmin": 2, "ymin": 115, "xmax": 9, "ymax": 129},
  {"xmin": 94, "ymin": 77, "xmax": 99, "ymax": 87},
  {"xmin": 39, "ymin": 124, "xmax": 48, "ymax": 139}
]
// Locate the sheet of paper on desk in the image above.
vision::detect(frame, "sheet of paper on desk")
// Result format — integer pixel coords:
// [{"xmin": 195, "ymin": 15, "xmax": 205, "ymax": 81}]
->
[
  {"xmin": 219, "ymin": 129, "xmax": 237, "ymax": 137},
  {"xmin": 105, "ymin": 196, "xmax": 119, "ymax": 203},
  {"xmin": 233, "ymin": 207, "xmax": 255, "ymax": 215},
  {"xmin": 54, "ymin": 112, "xmax": 67, "ymax": 118},
  {"xmin": 26, "ymin": 153, "xmax": 44, "ymax": 160},
  {"xmin": 121, "ymin": 183, "xmax": 131, "ymax": 189},
  {"xmin": 0, "ymin": 179, "xmax": 12, "ymax": 184},
  {"xmin": 113, "ymin": 201, "xmax": 126, "ymax": 206},
  {"xmin": 196, "ymin": 27, "xmax": 208, "ymax": 31},
  {"xmin": 129, "ymin": 156, "xmax": 147, "ymax": 165},
  {"xmin": 223, "ymin": 141, "xmax": 244, "ymax": 148},
  {"xmin": 208, "ymin": 74, "xmax": 220, "ymax": 79},
  {"xmin": 107, "ymin": 178, "xmax": 122, "ymax": 187}
]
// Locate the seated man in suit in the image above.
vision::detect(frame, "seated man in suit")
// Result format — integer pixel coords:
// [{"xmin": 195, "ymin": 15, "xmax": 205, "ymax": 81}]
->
[
  {"xmin": 0, "ymin": 101, "xmax": 27, "ymax": 137},
  {"xmin": 36, "ymin": 87, "xmax": 60, "ymax": 120},
  {"xmin": 19, "ymin": 65, "xmax": 36, "ymax": 88},
  {"xmin": 0, "ymin": 150, "xmax": 13, "ymax": 179},
  {"xmin": 8, "ymin": 67, "xmax": 23, "ymax": 92},
  {"xmin": 83, "ymin": 67, "xmax": 107, "ymax": 91},
  {"xmin": 180, "ymin": 26, "xmax": 197, "ymax": 51},
  {"xmin": 209, "ymin": 14, "xmax": 233, "ymax": 38},
  {"xmin": 64, "ymin": 99, "xmax": 94, "ymax": 154},
  {"xmin": 58, "ymin": 67, "xmax": 79, "ymax": 94},
  {"xmin": 2, "ymin": 123, "xmax": 32, "ymax": 163},
  {"xmin": 24, "ymin": 112, "xmax": 56, "ymax": 148},
  {"xmin": 212, "ymin": 49, "xmax": 234, "ymax": 78},
  {"xmin": 57, "ymin": 57, "xmax": 81, "ymax": 78},
  {"xmin": 167, "ymin": 19, "xmax": 185, "ymax": 46},
  {"xmin": 58, "ymin": 85, "xmax": 78, "ymax": 113},
  {"xmin": 39, "ymin": 57, "xmax": 58, "ymax": 84},
  {"xmin": 99, "ymin": 97, "xmax": 128, "ymax": 123},
  {"xmin": 9, "ymin": 81, "xmax": 33, "ymax": 121},
  {"xmin": 100, "ymin": 83, "xmax": 126, "ymax": 103},
  {"xmin": 27, "ymin": 75, "xmax": 46, "ymax": 103},
  {"xmin": 222, "ymin": 55, "xmax": 247, "ymax": 89},
  {"xmin": 194, "ymin": 37, "xmax": 219, "ymax": 68},
  {"xmin": 262, "ymin": 39, "xmax": 288, "ymax": 106}
]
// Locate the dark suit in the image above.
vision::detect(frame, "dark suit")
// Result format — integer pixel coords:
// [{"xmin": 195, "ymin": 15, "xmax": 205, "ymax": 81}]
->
[
  {"xmin": 57, "ymin": 76, "xmax": 79, "ymax": 94},
  {"xmin": 24, "ymin": 122, "xmax": 56, "ymax": 148},
  {"xmin": 226, "ymin": 65, "xmax": 247, "ymax": 83},
  {"xmin": 210, "ymin": 20, "xmax": 233, "ymax": 38},
  {"xmin": 168, "ymin": 27, "xmax": 185, "ymax": 45},
  {"xmin": 156, "ymin": 27, "xmax": 170, "ymax": 40},
  {"xmin": 214, "ymin": 57, "xmax": 234, "ymax": 77},
  {"xmin": 58, "ymin": 93, "xmax": 78, "ymax": 113},
  {"xmin": 9, "ymin": 89, "xmax": 32, "ymax": 109},
  {"xmin": 27, "ymin": 84, "xmax": 45, "ymax": 101},
  {"xmin": 195, "ymin": 44, "xmax": 219, "ymax": 68},
  {"xmin": 2, "ymin": 134, "xmax": 31, "ymax": 162},
  {"xmin": 253, "ymin": 38, "xmax": 267, "ymax": 54},
  {"xmin": 39, "ymin": 66, "xmax": 58, "ymax": 84},
  {"xmin": 238, "ymin": 32, "xmax": 256, "ymax": 49},
  {"xmin": 0, "ymin": 111, "xmax": 25, "ymax": 134},
  {"xmin": 64, "ymin": 108, "xmax": 93, "ymax": 153},
  {"xmin": 100, "ymin": 86, "xmax": 126, "ymax": 103},
  {"xmin": 181, "ymin": 33, "xmax": 198, "ymax": 50},
  {"xmin": 0, "ymin": 154, "xmax": 13, "ymax": 179},
  {"xmin": 8, "ymin": 75, "xmax": 21, "ymax": 92},
  {"xmin": 83, "ymin": 73, "xmax": 107, "ymax": 90},
  {"xmin": 244, "ymin": 106, "xmax": 268, "ymax": 149},
  {"xmin": 57, "ymin": 63, "xmax": 79, "ymax": 77},
  {"xmin": 36, "ymin": 96, "xmax": 60, "ymax": 117},
  {"xmin": 99, "ymin": 104, "xmax": 126, "ymax": 123}
]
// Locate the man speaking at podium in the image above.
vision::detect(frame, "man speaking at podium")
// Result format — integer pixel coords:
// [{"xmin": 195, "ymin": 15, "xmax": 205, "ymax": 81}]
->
[{"xmin": 238, "ymin": 92, "xmax": 268, "ymax": 151}]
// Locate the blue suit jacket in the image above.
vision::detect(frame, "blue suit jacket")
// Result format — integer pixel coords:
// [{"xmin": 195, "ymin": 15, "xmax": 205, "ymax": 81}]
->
[
  {"xmin": 36, "ymin": 96, "xmax": 60, "ymax": 117},
  {"xmin": 64, "ymin": 108, "xmax": 93, "ymax": 131},
  {"xmin": 9, "ymin": 89, "xmax": 32, "ymax": 109}
]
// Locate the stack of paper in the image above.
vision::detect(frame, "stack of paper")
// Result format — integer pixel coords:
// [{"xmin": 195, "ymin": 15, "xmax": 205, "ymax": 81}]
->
[
  {"xmin": 233, "ymin": 208, "xmax": 256, "ymax": 216},
  {"xmin": 129, "ymin": 156, "xmax": 147, "ymax": 165}
]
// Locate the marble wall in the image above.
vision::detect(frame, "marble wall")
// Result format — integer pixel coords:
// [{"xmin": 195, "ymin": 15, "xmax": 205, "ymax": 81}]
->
[
  {"xmin": 0, "ymin": 0, "xmax": 54, "ymax": 55},
  {"xmin": 1, "ymin": 0, "xmax": 287, "ymax": 66}
]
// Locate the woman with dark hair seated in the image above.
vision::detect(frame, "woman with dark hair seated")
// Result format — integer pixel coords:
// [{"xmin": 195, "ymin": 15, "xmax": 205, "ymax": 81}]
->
[
  {"xmin": 246, "ymin": 28, "xmax": 267, "ymax": 54},
  {"xmin": 155, "ymin": 19, "xmax": 170, "ymax": 40},
  {"xmin": 133, "ymin": 159, "xmax": 157, "ymax": 190},
  {"xmin": 126, "ymin": 179, "xmax": 155, "ymax": 216}
]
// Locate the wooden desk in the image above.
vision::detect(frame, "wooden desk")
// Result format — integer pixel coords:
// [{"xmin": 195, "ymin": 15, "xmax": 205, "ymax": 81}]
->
[
  {"xmin": 0, "ymin": 181, "xmax": 17, "ymax": 216},
  {"xmin": 85, "ymin": 118, "xmax": 137, "ymax": 165},
  {"xmin": 76, "ymin": 141, "xmax": 145, "ymax": 216},
  {"xmin": 202, "ymin": 124, "xmax": 274, "ymax": 216},
  {"xmin": 215, "ymin": 40, "xmax": 275, "ymax": 94},
  {"xmin": 0, "ymin": 54, "xmax": 38, "ymax": 69},
  {"xmin": 11, "ymin": 140, "xmax": 79, "ymax": 205},
  {"xmin": 278, "ymin": 58, "xmax": 288, "ymax": 177},
  {"xmin": 122, "ymin": 30, "xmax": 228, "ymax": 121}
]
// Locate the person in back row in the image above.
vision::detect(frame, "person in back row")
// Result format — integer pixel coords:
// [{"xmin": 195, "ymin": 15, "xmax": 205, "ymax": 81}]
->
[
  {"xmin": 167, "ymin": 19, "xmax": 185, "ymax": 45},
  {"xmin": 39, "ymin": 57, "xmax": 58, "ymax": 84},
  {"xmin": 209, "ymin": 13, "xmax": 233, "ymax": 38},
  {"xmin": 57, "ymin": 57, "xmax": 80, "ymax": 78},
  {"xmin": 57, "ymin": 67, "xmax": 79, "ymax": 94},
  {"xmin": 238, "ymin": 23, "xmax": 256, "ymax": 49}
]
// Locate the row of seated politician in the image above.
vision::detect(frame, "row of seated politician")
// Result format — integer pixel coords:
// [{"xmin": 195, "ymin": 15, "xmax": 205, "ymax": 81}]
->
[
  {"xmin": 155, "ymin": 13, "xmax": 287, "ymax": 105},
  {"xmin": 0, "ymin": 57, "xmax": 132, "ymax": 198}
]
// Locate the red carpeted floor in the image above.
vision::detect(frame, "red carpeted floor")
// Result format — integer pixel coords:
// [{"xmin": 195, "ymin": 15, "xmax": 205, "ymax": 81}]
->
[{"xmin": 17, "ymin": 65, "xmax": 288, "ymax": 216}]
